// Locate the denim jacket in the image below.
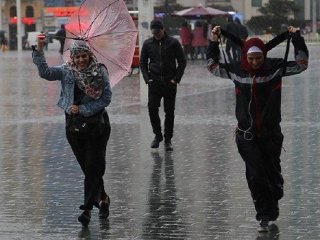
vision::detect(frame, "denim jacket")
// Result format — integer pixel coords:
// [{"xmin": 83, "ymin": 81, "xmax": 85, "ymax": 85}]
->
[{"xmin": 32, "ymin": 50, "xmax": 112, "ymax": 117}]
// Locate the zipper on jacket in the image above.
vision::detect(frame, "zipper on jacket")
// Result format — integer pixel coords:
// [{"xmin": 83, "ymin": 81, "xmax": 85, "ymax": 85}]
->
[{"xmin": 252, "ymin": 76, "xmax": 262, "ymax": 136}]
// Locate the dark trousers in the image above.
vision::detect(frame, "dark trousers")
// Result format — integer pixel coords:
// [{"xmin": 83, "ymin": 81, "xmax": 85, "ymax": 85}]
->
[
  {"xmin": 148, "ymin": 82, "xmax": 177, "ymax": 141},
  {"xmin": 235, "ymin": 127, "xmax": 284, "ymax": 221},
  {"xmin": 182, "ymin": 44, "xmax": 193, "ymax": 60},
  {"xmin": 59, "ymin": 41, "xmax": 65, "ymax": 54},
  {"xmin": 66, "ymin": 112, "xmax": 111, "ymax": 210}
]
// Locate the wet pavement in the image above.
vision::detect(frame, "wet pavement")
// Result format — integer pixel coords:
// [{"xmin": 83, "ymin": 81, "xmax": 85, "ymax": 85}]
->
[{"xmin": 0, "ymin": 42, "xmax": 320, "ymax": 240}]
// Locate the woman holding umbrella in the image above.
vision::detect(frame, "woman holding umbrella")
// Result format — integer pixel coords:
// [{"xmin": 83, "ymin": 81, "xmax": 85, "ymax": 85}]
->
[{"xmin": 32, "ymin": 37, "xmax": 112, "ymax": 227}]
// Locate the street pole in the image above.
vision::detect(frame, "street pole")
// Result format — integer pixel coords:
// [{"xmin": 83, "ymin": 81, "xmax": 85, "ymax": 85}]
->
[
  {"xmin": 312, "ymin": 0, "xmax": 317, "ymax": 34},
  {"xmin": 0, "ymin": 0, "xmax": 2, "ymax": 30},
  {"xmin": 16, "ymin": 0, "xmax": 22, "ymax": 52},
  {"xmin": 138, "ymin": 0, "xmax": 154, "ymax": 105}
]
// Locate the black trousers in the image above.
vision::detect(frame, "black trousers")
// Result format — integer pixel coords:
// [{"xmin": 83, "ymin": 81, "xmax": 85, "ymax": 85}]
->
[
  {"xmin": 66, "ymin": 112, "xmax": 111, "ymax": 210},
  {"xmin": 235, "ymin": 127, "xmax": 284, "ymax": 221},
  {"xmin": 148, "ymin": 82, "xmax": 177, "ymax": 141}
]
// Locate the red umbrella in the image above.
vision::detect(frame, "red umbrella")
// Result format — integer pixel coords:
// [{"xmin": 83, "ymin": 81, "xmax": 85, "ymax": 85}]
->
[
  {"xmin": 172, "ymin": 5, "xmax": 228, "ymax": 19},
  {"xmin": 63, "ymin": 0, "xmax": 138, "ymax": 87}
]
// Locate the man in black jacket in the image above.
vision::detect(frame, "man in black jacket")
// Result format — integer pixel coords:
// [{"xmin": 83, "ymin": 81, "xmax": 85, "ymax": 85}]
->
[{"xmin": 140, "ymin": 19, "xmax": 186, "ymax": 151}]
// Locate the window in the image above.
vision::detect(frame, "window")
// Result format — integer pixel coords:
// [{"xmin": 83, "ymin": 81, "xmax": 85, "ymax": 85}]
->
[
  {"xmin": 26, "ymin": 6, "xmax": 34, "ymax": 17},
  {"xmin": 252, "ymin": 0, "xmax": 262, "ymax": 7},
  {"xmin": 10, "ymin": 6, "xmax": 17, "ymax": 18}
]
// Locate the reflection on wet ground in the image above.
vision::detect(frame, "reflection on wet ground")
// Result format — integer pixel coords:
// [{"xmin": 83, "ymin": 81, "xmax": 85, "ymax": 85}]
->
[{"xmin": 0, "ymin": 44, "xmax": 320, "ymax": 239}]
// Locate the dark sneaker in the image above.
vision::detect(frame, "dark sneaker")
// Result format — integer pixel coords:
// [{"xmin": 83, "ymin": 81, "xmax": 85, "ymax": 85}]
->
[
  {"xmin": 151, "ymin": 135, "xmax": 163, "ymax": 148},
  {"xmin": 99, "ymin": 196, "xmax": 110, "ymax": 219},
  {"xmin": 257, "ymin": 218, "xmax": 269, "ymax": 232},
  {"xmin": 78, "ymin": 210, "xmax": 91, "ymax": 227},
  {"xmin": 164, "ymin": 140, "xmax": 173, "ymax": 151}
]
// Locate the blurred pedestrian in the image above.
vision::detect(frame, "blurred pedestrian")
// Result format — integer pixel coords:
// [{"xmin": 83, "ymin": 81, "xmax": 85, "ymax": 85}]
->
[
  {"xmin": 235, "ymin": 17, "xmax": 248, "ymax": 41},
  {"xmin": 192, "ymin": 21, "xmax": 208, "ymax": 60},
  {"xmin": 0, "ymin": 33, "xmax": 8, "ymax": 53},
  {"xmin": 234, "ymin": 17, "xmax": 249, "ymax": 61},
  {"xmin": 140, "ymin": 19, "xmax": 186, "ymax": 151},
  {"xmin": 32, "ymin": 37, "xmax": 112, "ymax": 227},
  {"xmin": 179, "ymin": 21, "xmax": 193, "ymax": 60},
  {"xmin": 55, "ymin": 24, "xmax": 66, "ymax": 55},
  {"xmin": 225, "ymin": 16, "xmax": 239, "ymax": 63},
  {"xmin": 207, "ymin": 25, "xmax": 308, "ymax": 232}
]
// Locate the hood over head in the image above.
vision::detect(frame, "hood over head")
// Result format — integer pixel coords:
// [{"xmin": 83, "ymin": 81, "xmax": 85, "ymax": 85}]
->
[{"xmin": 240, "ymin": 37, "xmax": 267, "ymax": 74}]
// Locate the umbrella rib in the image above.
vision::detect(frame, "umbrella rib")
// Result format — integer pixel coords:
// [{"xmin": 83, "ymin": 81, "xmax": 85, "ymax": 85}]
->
[
  {"xmin": 65, "ymin": 30, "xmax": 80, "ymax": 39},
  {"xmin": 88, "ymin": 42, "xmax": 129, "ymax": 72},
  {"xmin": 89, "ymin": 30, "xmax": 138, "ymax": 39},
  {"xmin": 76, "ymin": 0, "xmax": 85, "ymax": 36},
  {"xmin": 83, "ymin": 0, "xmax": 121, "ymax": 37}
]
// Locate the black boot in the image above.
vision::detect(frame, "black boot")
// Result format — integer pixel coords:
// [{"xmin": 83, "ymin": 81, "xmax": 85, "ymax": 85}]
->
[
  {"xmin": 99, "ymin": 196, "xmax": 110, "ymax": 219},
  {"xmin": 78, "ymin": 210, "xmax": 91, "ymax": 227},
  {"xmin": 150, "ymin": 135, "xmax": 163, "ymax": 149},
  {"xmin": 164, "ymin": 139, "xmax": 173, "ymax": 151}
]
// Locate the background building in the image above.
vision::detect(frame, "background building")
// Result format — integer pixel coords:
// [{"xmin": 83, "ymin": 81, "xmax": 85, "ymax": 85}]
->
[
  {"xmin": 123, "ymin": 0, "xmax": 319, "ymax": 24},
  {"xmin": 0, "ymin": 0, "xmax": 319, "ymax": 51},
  {"xmin": 0, "ymin": 0, "xmax": 44, "ymax": 50}
]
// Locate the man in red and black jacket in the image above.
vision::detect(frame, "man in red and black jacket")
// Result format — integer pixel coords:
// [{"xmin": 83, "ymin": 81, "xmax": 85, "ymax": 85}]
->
[
  {"xmin": 207, "ymin": 26, "xmax": 308, "ymax": 232},
  {"xmin": 140, "ymin": 19, "xmax": 186, "ymax": 151}
]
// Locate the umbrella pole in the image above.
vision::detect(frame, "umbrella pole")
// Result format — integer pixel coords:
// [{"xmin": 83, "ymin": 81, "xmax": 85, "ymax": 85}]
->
[{"xmin": 138, "ymin": 0, "xmax": 154, "ymax": 105}]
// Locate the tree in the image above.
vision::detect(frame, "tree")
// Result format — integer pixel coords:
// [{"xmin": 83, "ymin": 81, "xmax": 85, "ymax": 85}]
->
[
  {"xmin": 247, "ymin": 0, "xmax": 300, "ymax": 35},
  {"xmin": 154, "ymin": 2, "xmax": 185, "ymax": 35}
]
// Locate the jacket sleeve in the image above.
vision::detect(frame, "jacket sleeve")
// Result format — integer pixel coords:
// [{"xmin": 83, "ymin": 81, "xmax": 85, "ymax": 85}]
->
[
  {"xmin": 139, "ymin": 41, "xmax": 150, "ymax": 84},
  {"xmin": 206, "ymin": 41, "xmax": 233, "ymax": 80},
  {"xmin": 78, "ymin": 65, "xmax": 112, "ymax": 117},
  {"xmin": 32, "ymin": 50, "xmax": 63, "ymax": 81},
  {"xmin": 265, "ymin": 31, "xmax": 289, "ymax": 52},
  {"xmin": 173, "ymin": 39, "xmax": 186, "ymax": 83},
  {"xmin": 283, "ymin": 31, "xmax": 309, "ymax": 76},
  {"xmin": 221, "ymin": 28, "xmax": 243, "ymax": 47}
]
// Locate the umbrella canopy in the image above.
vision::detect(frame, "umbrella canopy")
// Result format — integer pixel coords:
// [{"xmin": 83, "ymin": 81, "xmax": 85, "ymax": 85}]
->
[
  {"xmin": 63, "ymin": 0, "xmax": 138, "ymax": 87},
  {"xmin": 172, "ymin": 6, "xmax": 228, "ymax": 19}
]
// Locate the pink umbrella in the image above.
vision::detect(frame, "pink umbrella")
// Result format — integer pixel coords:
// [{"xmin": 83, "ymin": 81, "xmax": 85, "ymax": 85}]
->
[
  {"xmin": 63, "ymin": 0, "xmax": 138, "ymax": 87},
  {"xmin": 172, "ymin": 5, "xmax": 228, "ymax": 19}
]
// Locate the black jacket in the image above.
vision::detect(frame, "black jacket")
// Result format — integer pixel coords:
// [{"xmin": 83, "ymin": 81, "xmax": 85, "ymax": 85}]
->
[
  {"xmin": 140, "ymin": 34, "xmax": 186, "ymax": 84},
  {"xmin": 207, "ymin": 32, "xmax": 309, "ymax": 134}
]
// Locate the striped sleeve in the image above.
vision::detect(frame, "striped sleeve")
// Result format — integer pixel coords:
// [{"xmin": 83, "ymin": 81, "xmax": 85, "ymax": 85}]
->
[
  {"xmin": 206, "ymin": 41, "xmax": 233, "ymax": 80},
  {"xmin": 284, "ymin": 33, "xmax": 308, "ymax": 76}
]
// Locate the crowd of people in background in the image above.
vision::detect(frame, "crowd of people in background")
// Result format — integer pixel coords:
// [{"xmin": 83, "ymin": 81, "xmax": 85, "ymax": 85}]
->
[{"xmin": 179, "ymin": 16, "xmax": 248, "ymax": 62}]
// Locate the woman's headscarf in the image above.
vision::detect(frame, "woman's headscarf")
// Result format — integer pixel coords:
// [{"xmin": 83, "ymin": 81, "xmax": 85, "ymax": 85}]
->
[
  {"xmin": 240, "ymin": 37, "xmax": 267, "ymax": 75},
  {"xmin": 68, "ymin": 40, "xmax": 104, "ymax": 99}
]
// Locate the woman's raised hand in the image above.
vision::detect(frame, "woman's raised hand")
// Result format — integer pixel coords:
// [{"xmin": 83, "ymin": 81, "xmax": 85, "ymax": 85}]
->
[
  {"xmin": 36, "ymin": 34, "xmax": 46, "ymax": 51},
  {"xmin": 288, "ymin": 26, "xmax": 300, "ymax": 33},
  {"xmin": 211, "ymin": 26, "xmax": 221, "ymax": 42}
]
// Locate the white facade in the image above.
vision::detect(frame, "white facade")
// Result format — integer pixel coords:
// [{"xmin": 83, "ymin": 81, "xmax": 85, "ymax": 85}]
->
[
  {"xmin": 176, "ymin": 0, "xmax": 207, "ymax": 7},
  {"xmin": 125, "ymin": 0, "xmax": 313, "ymax": 23},
  {"xmin": 230, "ymin": 0, "xmax": 269, "ymax": 22}
]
